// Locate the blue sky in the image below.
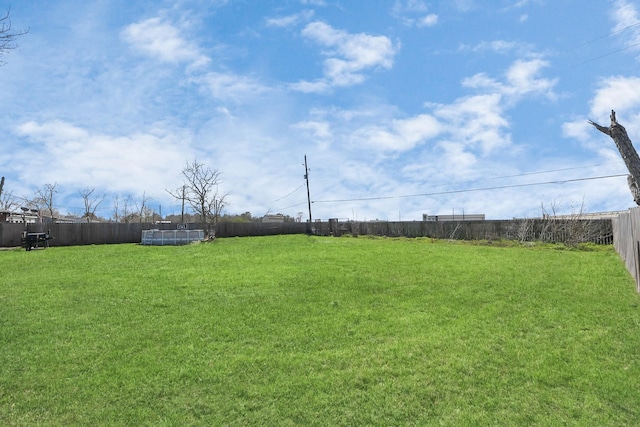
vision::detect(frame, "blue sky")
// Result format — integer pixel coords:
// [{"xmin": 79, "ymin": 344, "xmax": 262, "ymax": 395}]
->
[{"xmin": 2, "ymin": 0, "xmax": 640, "ymax": 221}]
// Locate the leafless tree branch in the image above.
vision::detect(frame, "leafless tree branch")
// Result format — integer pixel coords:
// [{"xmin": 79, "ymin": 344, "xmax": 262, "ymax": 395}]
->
[
  {"xmin": 167, "ymin": 160, "xmax": 228, "ymax": 237},
  {"xmin": 79, "ymin": 187, "xmax": 105, "ymax": 222},
  {"xmin": 0, "ymin": 9, "xmax": 28, "ymax": 65}
]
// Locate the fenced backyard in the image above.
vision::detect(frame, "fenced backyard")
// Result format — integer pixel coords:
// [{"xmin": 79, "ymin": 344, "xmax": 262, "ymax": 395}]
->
[
  {"xmin": 1, "ymin": 235, "xmax": 639, "ymax": 425},
  {"xmin": 0, "ymin": 218, "xmax": 614, "ymax": 248}
]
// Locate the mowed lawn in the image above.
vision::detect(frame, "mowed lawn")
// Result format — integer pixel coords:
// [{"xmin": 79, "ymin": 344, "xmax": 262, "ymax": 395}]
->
[{"xmin": 1, "ymin": 235, "xmax": 639, "ymax": 426}]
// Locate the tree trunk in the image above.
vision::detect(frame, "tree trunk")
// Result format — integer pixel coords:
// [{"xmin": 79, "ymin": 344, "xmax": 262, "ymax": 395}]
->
[{"xmin": 589, "ymin": 110, "xmax": 640, "ymax": 206}]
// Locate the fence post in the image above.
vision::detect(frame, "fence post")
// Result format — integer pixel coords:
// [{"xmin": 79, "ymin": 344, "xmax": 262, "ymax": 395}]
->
[{"xmin": 636, "ymin": 241, "xmax": 640, "ymax": 293}]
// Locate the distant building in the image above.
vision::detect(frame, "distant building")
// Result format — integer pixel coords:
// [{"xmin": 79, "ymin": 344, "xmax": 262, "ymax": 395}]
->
[
  {"xmin": 0, "ymin": 210, "xmax": 40, "ymax": 223},
  {"xmin": 262, "ymin": 214, "xmax": 285, "ymax": 223},
  {"xmin": 538, "ymin": 210, "xmax": 627, "ymax": 220},
  {"xmin": 0, "ymin": 211, "xmax": 97, "ymax": 224},
  {"xmin": 55, "ymin": 216, "xmax": 87, "ymax": 224},
  {"xmin": 423, "ymin": 213, "xmax": 485, "ymax": 222}
]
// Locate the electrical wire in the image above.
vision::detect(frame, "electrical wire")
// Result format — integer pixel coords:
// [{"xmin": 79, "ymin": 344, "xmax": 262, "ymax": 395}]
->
[
  {"xmin": 312, "ymin": 174, "xmax": 628, "ymax": 204},
  {"xmin": 274, "ymin": 201, "xmax": 307, "ymax": 210},
  {"xmin": 565, "ymin": 21, "xmax": 640, "ymax": 51},
  {"xmin": 574, "ymin": 40, "xmax": 640, "ymax": 67},
  {"xmin": 486, "ymin": 162, "xmax": 623, "ymax": 180},
  {"xmin": 270, "ymin": 183, "xmax": 305, "ymax": 203}
]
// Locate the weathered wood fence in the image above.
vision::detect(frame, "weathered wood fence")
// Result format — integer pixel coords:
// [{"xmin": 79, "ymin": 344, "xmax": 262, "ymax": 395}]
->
[
  {"xmin": 315, "ymin": 218, "xmax": 613, "ymax": 244},
  {"xmin": 612, "ymin": 208, "xmax": 640, "ymax": 293},
  {"xmin": 0, "ymin": 218, "xmax": 612, "ymax": 247},
  {"xmin": 0, "ymin": 221, "xmax": 312, "ymax": 247}
]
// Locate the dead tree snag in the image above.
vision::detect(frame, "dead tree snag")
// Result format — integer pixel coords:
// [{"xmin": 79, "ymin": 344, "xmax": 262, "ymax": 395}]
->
[{"xmin": 589, "ymin": 110, "xmax": 640, "ymax": 205}]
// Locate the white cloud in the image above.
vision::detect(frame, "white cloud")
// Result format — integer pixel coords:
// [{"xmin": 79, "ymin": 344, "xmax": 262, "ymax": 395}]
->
[
  {"xmin": 435, "ymin": 141, "xmax": 478, "ymax": 173},
  {"xmin": 121, "ymin": 17, "xmax": 210, "ymax": 67},
  {"xmin": 314, "ymin": 55, "xmax": 555, "ymax": 162},
  {"xmin": 349, "ymin": 114, "xmax": 442, "ymax": 151},
  {"xmin": 611, "ymin": 0, "xmax": 640, "ymax": 53},
  {"xmin": 504, "ymin": 58, "xmax": 557, "ymax": 98},
  {"xmin": 292, "ymin": 120, "xmax": 333, "ymax": 140},
  {"xmin": 434, "ymin": 93, "xmax": 511, "ymax": 154},
  {"xmin": 392, "ymin": 1, "xmax": 437, "ymax": 27},
  {"xmin": 506, "ymin": 0, "xmax": 532, "ymax": 10},
  {"xmin": 289, "ymin": 79, "xmax": 331, "ymax": 93},
  {"xmin": 418, "ymin": 14, "xmax": 439, "ymax": 27},
  {"xmin": 392, "ymin": 0, "xmax": 429, "ymax": 14},
  {"xmin": 266, "ymin": 10, "xmax": 315, "ymax": 28},
  {"xmin": 293, "ymin": 21, "xmax": 397, "ymax": 92},
  {"xmin": 13, "ymin": 120, "xmax": 193, "ymax": 196},
  {"xmin": 473, "ymin": 40, "xmax": 520, "ymax": 54},
  {"xmin": 17, "ymin": 120, "xmax": 89, "ymax": 142},
  {"xmin": 562, "ymin": 120, "xmax": 591, "ymax": 141},
  {"xmin": 453, "ymin": 0, "xmax": 475, "ymax": 12},
  {"xmin": 589, "ymin": 76, "xmax": 640, "ymax": 120},
  {"xmin": 300, "ymin": 0, "xmax": 327, "ymax": 5},
  {"xmin": 195, "ymin": 71, "xmax": 271, "ymax": 102},
  {"xmin": 462, "ymin": 58, "xmax": 557, "ymax": 101},
  {"xmin": 612, "ymin": 0, "xmax": 640, "ymax": 32}
]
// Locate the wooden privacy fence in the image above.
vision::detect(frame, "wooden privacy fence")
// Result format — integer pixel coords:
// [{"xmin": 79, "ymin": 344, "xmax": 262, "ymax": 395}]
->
[
  {"xmin": 0, "ymin": 218, "xmax": 612, "ymax": 248},
  {"xmin": 315, "ymin": 218, "xmax": 613, "ymax": 244},
  {"xmin": 0, "ymin": 222, "xmax": 153, "ymax": 247},
  {"xmin": 612, "ymin": 208, "xmax": 640, "ymax": 293},
  {"xmin": 0, "ymin": 221, "xmax": 312, "ymax": 247}
]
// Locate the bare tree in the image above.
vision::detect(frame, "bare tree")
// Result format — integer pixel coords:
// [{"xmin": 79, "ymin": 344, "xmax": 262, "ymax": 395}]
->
[
  {"xmin": 34, "ymin": 182, "xmax": 58, "ymax": 221},
  {"xmin": 167, "ymin": 160, "xmax": 228, "ymax": 237},
  {"xmin": 0, "ymin": 176, "xmax": 17, "ymax": 211},
  {"xmin": 112, "ymin": 195, "xmax": 121, "ymax": 223},
  {"xmin": 589, "ymin": 110, "xmax": 640, "ymax": 205},
  {"xmin": 135, "ymin": 192, "xmax": 153, "ymax": 223},
  {"xmin": 19, "ymin": 183, "xmax": 57, "ymax": 221},
  {"xmin": 539, "ymin": 198, "xmax": 592, "ymax": 246},
  {"xmin": 0, "ymin": 9, "xmax": 28, "ymax": 65},
  {"xmin": 79, "ymin": 187, "xmax": 105, "ymax": 223},
  {"xmin": 121, "ymin": 195, "xmax": 133, "ymax": 223}
]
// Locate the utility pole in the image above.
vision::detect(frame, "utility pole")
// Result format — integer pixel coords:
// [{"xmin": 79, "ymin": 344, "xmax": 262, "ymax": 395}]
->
[
  {"xmin": 304, "ymin": 155, "xmax": 312, "ymax": 223},
  {"xmin": 181, "ymin": 185, "xmax": 186, "ymax": 223}
]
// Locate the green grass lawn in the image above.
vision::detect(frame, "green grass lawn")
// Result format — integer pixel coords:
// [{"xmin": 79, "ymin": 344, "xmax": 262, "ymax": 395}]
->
[{"xmin": 1, "ymin": 235, "xmax": 639, "ymax": 426}]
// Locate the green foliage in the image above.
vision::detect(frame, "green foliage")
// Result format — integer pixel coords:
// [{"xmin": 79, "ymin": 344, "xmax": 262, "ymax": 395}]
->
[{"xmin": 1, "ymin": 236, "xmax": 639, "ymax": 425}]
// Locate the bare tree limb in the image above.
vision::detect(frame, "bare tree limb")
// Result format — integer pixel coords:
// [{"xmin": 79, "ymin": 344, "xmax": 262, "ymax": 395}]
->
[
  {"xmin": 167, "ymin": 160, "xmax": 228, "ymax": 237},
  {"xmin": 589, "ymin": 110, "xmax": 640, "ymax": 205},
  {"xmin": 35, "ymin": 182, "xmax": 58, "ymax": 221},
  {"xmin": 0, "ymin": 9, "xmax": 28, "ymax": 65},
  {"xmin": 134, "ymin": 192, "xmax": 153, "ymax": 223},
  {"xmin": 0, "ymin": 176, "xmax": 18, "ymax": 212},
  {"xmin": 79, "ymin": 187, "xmax": 105, "ymax": 222}
]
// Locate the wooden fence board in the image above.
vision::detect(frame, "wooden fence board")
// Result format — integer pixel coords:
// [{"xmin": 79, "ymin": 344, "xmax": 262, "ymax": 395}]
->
[
  {"xmin": 612, "ymin": 208, "xmax": 640, "ymax": 292},
  {"xmin": 1, "ymin": 218, "xmax": 613, "ymax": 248}
]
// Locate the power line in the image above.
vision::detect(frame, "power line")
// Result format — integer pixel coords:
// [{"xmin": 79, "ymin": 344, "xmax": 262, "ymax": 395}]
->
[
  {"xmin": 271, "ymin": 183, "xmax": 305, "ymax": 203},
  {"xmin": 275, "ymin": 201, "xmax": 307, "ymax": 210},
  {"xmin": 574, "ymin": 40, "xmax": 640, "ymax": 67},
  {"xmin": 566, "ymin": 20, "xmax": 640, "ymax": 66},
  {"xmin": 487, "ymin": 162, "xmax": 623, "ymax": 180},
  {"xmin": 312, "ymin": 174, "xmax": 628, "ymax": 204},
  {"xmin": 565, "ymin": 21, "xmax": 640, "ymax": 51},
  {"xmin": 393, "ymin": 162, "xmax": 625, "ymax": 195}
]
